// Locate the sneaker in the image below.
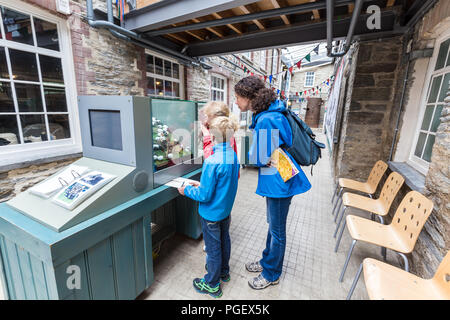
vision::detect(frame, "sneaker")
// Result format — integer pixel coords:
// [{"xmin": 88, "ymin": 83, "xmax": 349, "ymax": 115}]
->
[
  {"xmin": 248, "ymin": 273, "xmax": 279, "ymax": 290},
  {"xmin": 205, "ymin": 264, "xmax": 231, "ymax": 282},
  {"xmin": 245, "ymin": 261, "xmax": 263, "ymax": 273},
  {"xmin": 193, "ymin": 278, "xmax": 223, "ymax": 298}
]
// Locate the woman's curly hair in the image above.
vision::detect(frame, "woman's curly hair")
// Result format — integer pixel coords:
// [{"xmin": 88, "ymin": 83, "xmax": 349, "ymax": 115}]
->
[{"xmin": 234, "ymin": 76, "xmax": 276, "ymax": 114}]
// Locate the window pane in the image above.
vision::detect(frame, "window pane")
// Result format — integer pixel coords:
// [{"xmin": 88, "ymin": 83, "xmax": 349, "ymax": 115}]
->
[
  {"xmin": 414, "ymin": 132, "xmax": 427, "ymax": 158},
  {"xmin": 164, "ymin": 60, "xmax": 171, "ymax": 77},
  {"xmin": 2, "ymin": 7, "xmax": 33, "ymax": 45},
  {"xmin": 146, "ymin": 55, "xmax": 154, "ymax": 73},
  {"xmin": 15, "ymin": 83, "xmax": 43, "ymax": 112},
  {"xmin": 0, "ymin": 47, "xmax": 9, "ymax": 79},
  {"xmin": 9, "ymin": 49, "xmax": 39, "ymax": 81},
  {"xmin": 0, "ymin": 115, "xmax": 19, "ymax": 146},
  {"xmin": 34, "ymin": 17, "xmax": 59, "ymax": 51},
  {"xmin": 20, "ymin": 114, "xmax": 48, "ymax": 143},
  {"xmin": 164, "ymin": 80, "xmax": 172, "ymax": 96},
  {"xmin": 39, "ymin": 55, "xmax": 64, "ymax": 84},
  {"xmin": 423, "ymin": 135, "xmax": 436, "ymax": 162},
  {"xmin": 435, "ymin": 39, "xmax": 450, "ymax": 71},
  {"xmin": 147, "ymin": 77, "xmax": 155, "ymax": 95},
  {"xmin": 421, "ymin": 105, "xmax": 435, "ymax": 131},
  {"xmin": 173, "ymin": 82, "xmax": 180, "ymax": 97},
  {"xmin": 47, "ymin": 114, "xmax": 70, "ymax": 140},
  {"xmin": 0, "ymin": 82, "xmax": 15, "ymax": 112},
  {"xmin": 427, "ymin": 75, "xmax": 443, "ymax": 103},
  {"xmin": 155, "ymin": 78, "xmax": 163, "ymax": 96},
  {"xmin": 155, "ymin": 57, "xmax": 163, "ymax": 75},
  {"xmin": 438, "ymin": 73, "xmax": 450, "ymax": 103},
  {"xmin": 44, "ymin": 86, "xmax": 67, "ymax": 112},
  {"xmin": 173, "ymin": 64, "xmax": 179, "ymax": 79},
  {"xmin": 430, "ymin": 105, "xmax": 443, "ymax": 133}
]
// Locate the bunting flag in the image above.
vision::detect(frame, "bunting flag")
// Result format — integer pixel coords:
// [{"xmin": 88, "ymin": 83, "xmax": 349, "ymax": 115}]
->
[
  {"xmin": 288, "ymin": 66, "xmax": 294, "ymax": 74},
  {"xmin": 296, "ymin": 60, "xmax": 301, "ymax": 69},
  {"xmin": 269, "ymin": 75, "xmax": 273, "ymax": 84},
  {"xmin": 313, "ymin": 45, "xmax": 320, "ymax": 55},
  {"xmin": 304, "ymin": 53, "xmax": 311, "ymax": 62}
]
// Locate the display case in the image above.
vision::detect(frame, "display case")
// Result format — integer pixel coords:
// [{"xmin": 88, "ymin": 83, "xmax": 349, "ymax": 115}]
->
[{"xmin": 151, "ymin": 98, "xmax": 202, "ymax": 187}]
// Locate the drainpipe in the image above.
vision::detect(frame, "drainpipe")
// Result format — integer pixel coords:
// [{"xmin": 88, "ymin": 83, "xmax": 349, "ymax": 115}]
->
[
  {"xmin": 85, "ymin": 0, "xmax": 210, "ymax": 69},
  {"xmin": 327, "ymin": 0, "xmax": 363, "ymax": 57}
]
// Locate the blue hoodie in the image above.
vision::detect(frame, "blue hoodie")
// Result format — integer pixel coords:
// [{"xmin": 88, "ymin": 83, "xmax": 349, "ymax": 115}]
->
[
  {"xmin": 184, "ymin": 142, "xmax": 239, "ymax": 222},
  {"xmin": 249, "ymin": 100, "xmax": 311, "ymax": 198}
]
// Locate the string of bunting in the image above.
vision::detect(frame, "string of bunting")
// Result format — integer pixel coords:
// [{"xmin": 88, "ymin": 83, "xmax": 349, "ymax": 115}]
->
[
  {"xmin": 287, "ymin": 75, "xmax": 336, "ymax": 102},
  {"xmin": 234, "ymin": 44, "xmax": 324, "ymax": 93}
]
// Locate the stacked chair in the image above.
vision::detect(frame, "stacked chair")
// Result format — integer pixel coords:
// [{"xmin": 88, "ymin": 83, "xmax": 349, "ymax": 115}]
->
[{"xmin": 331, "ymin": 161, "xmax": 443, "ymax": 300}]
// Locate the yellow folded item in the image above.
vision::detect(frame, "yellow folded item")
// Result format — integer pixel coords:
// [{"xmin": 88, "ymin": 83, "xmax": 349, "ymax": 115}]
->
[{"xmin": 272, "ymin": 148, "xmax": 299, "ymax": 182}]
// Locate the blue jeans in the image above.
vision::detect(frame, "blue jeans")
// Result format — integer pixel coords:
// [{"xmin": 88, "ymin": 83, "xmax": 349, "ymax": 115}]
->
[
  {"xmin": 201, "ymin": 215, "xmax": 231, "ymax": 287},
  {"xmin": 260, "ymin": 196, "xmax": 293, "ymax": 282}
]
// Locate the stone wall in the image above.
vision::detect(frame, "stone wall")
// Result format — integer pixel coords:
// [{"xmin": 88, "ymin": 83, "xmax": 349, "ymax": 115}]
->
[{"xmin": 335, "ymin": 37, "xmax": 404, "ymax": 181}]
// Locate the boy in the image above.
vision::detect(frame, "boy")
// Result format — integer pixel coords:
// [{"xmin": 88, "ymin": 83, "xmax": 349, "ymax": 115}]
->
[{"xmin": 178, "ymin": 116, "xmax": 240, "ymax": 298}]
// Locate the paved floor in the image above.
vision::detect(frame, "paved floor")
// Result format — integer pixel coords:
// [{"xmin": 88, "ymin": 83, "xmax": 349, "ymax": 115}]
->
[{"xmin": 138, "ymin": 132, "xmax": 402, "ymax": 300}]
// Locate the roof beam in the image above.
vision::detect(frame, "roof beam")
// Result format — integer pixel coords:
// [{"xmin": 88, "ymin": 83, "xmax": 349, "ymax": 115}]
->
[
  {"xmin": 310, "ymin": 0, "xmax": 320, "ymax": 20},
  {"xmin": 186, "ymin": 9, "xmax": 399, "ymax": 57},
  {"xmin": 143, "ymin": 0, "xmax": 366, "ymax": 36},
  {"xmin": 239, "ymin": 5, "xmax": 265, "ymax": 30},
  {"xmin": 270, "ymin": 0, "xmax": 290, "ymax": 25},
  {"xmin": 124, "ymin": 0, "xmax": 257, "ymax": 32},
  {"xmin": 211, "ymin": 12, "xmax": 243, "ymax": 34},
  {"xmin": 192, "ymin": 18, "xmax": 225, "ymax": 38}
]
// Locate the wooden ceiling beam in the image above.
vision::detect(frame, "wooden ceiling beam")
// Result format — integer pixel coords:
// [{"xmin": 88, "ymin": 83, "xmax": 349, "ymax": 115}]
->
[
  {"xmin": 270, "ymin": 0, "xmax": 290, "ymax": 25},
  {"xmin": 239, "ymin": 5, "xmax": 265, "ymax": 30},
  {"xmin": 211, "ymin": 12, "xmax": 243, "ymax": 34},
  {"xmin": 309, "ymin": 0, "xmax": 320, "ymax": 20},
  {"xmin": 386, "ymin": 0, "xmax": 396, "ymax": 7},
  {"xmin": 192, "ymin": 18, "xmax": 225, "ymax": 37}
]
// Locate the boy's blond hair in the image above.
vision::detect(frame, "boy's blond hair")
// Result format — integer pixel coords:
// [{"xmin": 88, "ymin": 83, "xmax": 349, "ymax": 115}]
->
[
  {"xmin": 203, "ymin": 101, "xmax": 230, "ymax": 120},
  {"xmin": 209, "ymin": 116, "xmax": 238, "ymax": 143}
]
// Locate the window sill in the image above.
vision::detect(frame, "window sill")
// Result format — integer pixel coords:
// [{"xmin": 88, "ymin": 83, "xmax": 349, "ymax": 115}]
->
[{"xmin": 388, "ymin": 161, "xmax": 426, "ymax": 193}]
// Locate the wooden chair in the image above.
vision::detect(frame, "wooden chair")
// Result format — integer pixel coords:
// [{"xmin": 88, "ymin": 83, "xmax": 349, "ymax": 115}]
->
[
  {"xmin": 331, "ymin": 161, "xmax": 388, "ymax": 217},
  {"xmin": 335, "ymin": 191, "xmax": 434, "ymax": 283},
  {"xmin": 347, "ymin": 252, "xmax": 450, "ymax": 300},
  {"xmin": 333, "ymin": 172, "xmax": 405, "ymax": 249}
]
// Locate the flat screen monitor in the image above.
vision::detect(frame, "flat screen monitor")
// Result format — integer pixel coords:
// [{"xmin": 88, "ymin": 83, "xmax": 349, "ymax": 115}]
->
[{"xmin": 89, "ymin": 110, "xmax": 123, "ymax": 151}]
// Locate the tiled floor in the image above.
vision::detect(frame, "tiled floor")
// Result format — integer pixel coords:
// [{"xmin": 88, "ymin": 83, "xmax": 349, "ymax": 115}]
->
[{"xmin": 138, "ymin": 132, "xmax": 402, "ymax": 300}]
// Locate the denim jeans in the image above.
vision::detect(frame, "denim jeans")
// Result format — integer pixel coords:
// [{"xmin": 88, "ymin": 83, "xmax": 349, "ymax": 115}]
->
[
  {"xmin": 260, "ymin": 196, "xmax": 293, "ymax": 282},
  {"xmin": 201, "ymin": 215, "xmax": 231, "ymax": 287}
]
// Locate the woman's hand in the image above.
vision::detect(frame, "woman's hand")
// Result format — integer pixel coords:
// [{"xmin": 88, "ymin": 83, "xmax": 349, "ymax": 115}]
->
[
  {"xmin": 189, "ymin": 181, "xmax": 200, "ymax": 187},
  {"xmin": 178, "ymin": 186, "xmax": 186, "ymax": 196},
  {"xmin": 268, "ymin": 157, "xmax": 278, "ymax": 168}
]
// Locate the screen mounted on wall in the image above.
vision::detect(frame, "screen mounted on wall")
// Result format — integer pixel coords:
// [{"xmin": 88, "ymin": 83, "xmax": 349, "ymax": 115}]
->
[{"xmin": 89, "ymin": 110, "xmax": 123, "ymax": 151}]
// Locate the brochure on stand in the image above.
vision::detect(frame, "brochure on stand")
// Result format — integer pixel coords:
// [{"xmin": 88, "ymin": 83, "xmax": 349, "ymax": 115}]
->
[
  {"xmin": 165, "ymin": 177, "xmax": 200, "ymax": 188},
  {"xmin": 29, "ymin": 165, "xmax": 90, "ymax": 199},
  {"xmin": 52, "ymin": 171, "xmax": 116, "ymax": 210}
]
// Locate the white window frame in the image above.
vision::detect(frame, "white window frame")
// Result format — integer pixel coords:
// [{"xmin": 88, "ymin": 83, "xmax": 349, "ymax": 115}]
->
[
  {"xmin": 0, "ymin": 0, "xmax": 81, "ymax": 168},
  {"xmin": 304, "ymin": 71, "xmax": 315, "ymax": 87},
  {"xmin": 272, "ymin": 49, "xmax": 278, "ymax": 75},
  {"xmin": 145, "ymin": 48, "xmax": 184, "ymax": 99},
  {"xmin": 260, "ymin": 50, "xmax": 266, "ymax": 71},
  {"xmin": 408, "ymin": 30, "xmax": 450, "ymax": 175},
  {"xmin": 210, "ymin": 74, "xmax": 227, "ymax": 104}
]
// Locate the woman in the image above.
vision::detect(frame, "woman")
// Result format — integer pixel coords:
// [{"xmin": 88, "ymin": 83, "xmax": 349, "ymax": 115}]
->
[{"xmin": 234, "ymin": 76, "xmax": 311, "ymax": 290}]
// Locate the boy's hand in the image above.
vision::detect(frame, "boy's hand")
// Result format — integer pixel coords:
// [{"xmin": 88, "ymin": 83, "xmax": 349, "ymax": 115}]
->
[
  {"xmin": 178, "ymin": 186, "xmax": 186, "ymax": 196},
  {"xmin": 189, "ymin": 181, "xmax": 200, "ymax": 187}
]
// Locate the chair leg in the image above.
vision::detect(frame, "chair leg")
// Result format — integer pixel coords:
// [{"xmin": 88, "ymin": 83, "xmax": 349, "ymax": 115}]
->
[
  {"xmin": 333, "ymin": 199, "xmax": 343, "ymax": 222},
  {"xmin": 346, "ymin": 262, "xmax": 364, "ymax": 300},
  {"xmin": 331, "ymin": 184, "xmax": 339, "ymax": 203},
  {"xmin": 397, "ymin": 252, "xmax": 409, "ymax": 272},
  {"xmin": 331, "ymin": 189, "xmax": 343, "ymax": 216},
  {"xmin": 376, "ymin": 216, "xmax": 387, "ymax": 261},
  {"xmin": 334, "ymin": 219, "xmax": 347, "ymax": 253},
  {"xmin": 334, "ymin": 206, "xmax": 347, "ymax": 238},
  {"xmin": 339, "ymin": 239, "xmax": 357, "ymax": 282}
]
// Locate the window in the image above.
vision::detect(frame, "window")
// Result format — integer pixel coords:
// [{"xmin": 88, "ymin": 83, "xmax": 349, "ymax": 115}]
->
[
  {"xmin": 272, "ymin": 49, "xmax": 278, "ymax": 75},
  {"xmin": 260, "ymin": 50, "xmax": 266, "ymax": 71},
  {"xmin": 410, "ymin": 36, "xmax": 449, "ymax": 171},
  {"xmin": 210, "ymin": 74, "xmax": 227, "ymax": 103},
  {"xmin": 146, "ymin": 51, "xmax": 183, "ymax": 99},
  {"xmin": 0, "ymin": 2, "xmax": 78, "ymax": 166},
  {"xmin": 304, "ymin": 72, "xmax": 315, "ymax": 87}
]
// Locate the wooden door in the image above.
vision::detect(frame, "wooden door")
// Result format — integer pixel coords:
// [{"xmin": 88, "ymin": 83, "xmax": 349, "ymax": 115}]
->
[{"xmin": 305, "ymin": 98, "xmax": 322, "ymax": 128}]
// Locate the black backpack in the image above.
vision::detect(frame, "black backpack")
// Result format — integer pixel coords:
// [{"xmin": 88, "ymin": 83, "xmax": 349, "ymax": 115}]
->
[{"xmin": 281, "ymin": 109, "xmax": 326, "ymax": 175}]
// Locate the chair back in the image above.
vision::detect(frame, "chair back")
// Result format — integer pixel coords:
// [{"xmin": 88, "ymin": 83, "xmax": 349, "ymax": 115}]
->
[
  {"xmin": 391, "ymin": 191, "xmax": 434, "ymax": 252},
  {"xmin": 433, "ymin": 251, "xmax": 450, "ymax": 297},
  {"xmin": 378, "ymin": 172, "xmax": 404, "ymax": 213},
  {"xmin": 366, "ymin": 161, "xmax": 388, "ymax": 193}
]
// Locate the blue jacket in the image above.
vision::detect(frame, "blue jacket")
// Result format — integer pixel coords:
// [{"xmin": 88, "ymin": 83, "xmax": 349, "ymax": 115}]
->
[
  {"xmin": 249, "ymin": 100, "xmax": 311, "ymax": 198},
  {"xmin": 184, "ymin": 142, "xmax": 239, "ymax": 222}
]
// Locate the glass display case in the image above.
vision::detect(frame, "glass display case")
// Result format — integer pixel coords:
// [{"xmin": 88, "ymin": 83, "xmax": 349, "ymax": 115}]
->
[{"xmin": 151, "ymin": 98, "xmax": 202, "ymax": 186}]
